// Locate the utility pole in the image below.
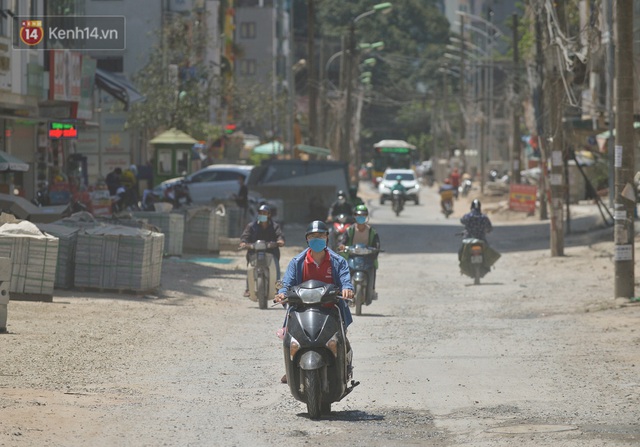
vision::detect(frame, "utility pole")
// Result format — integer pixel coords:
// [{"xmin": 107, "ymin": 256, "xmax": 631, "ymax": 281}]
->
[
  {"xmin": 511, "ymin": 13, "xmax": 521, "ymax": 184},
  {"xmin": 614, "ymin": 0, "xmax": 635, "ymax": 298},
  {"xmin": 534, "ymin": 12, "xmax": 548, "ymax": 221},
  {"xmin": 341, "ymin": 21, "xmax": 355, "ymax": 165},
  {"xmin": 307, "ymin": 0, "xmax": 317, "ymax": 145},
  {"xmin": 547, "ymin": 1, "xmax": 565, "ymax": 256},
  {"xmin": 459, "ymin": 16, "xmax": 466, "ymax": 173}
]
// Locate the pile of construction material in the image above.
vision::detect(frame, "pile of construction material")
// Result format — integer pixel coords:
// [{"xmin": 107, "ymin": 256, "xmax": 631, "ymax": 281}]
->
[
  {"xmin": 35, "ymin": 223, "xmax": 80, "ymax": 289},
  {"xmin": 182, "ymin": 206, "xmax": 228, "ymax": 253},
  {"xmin": 131, "ymin": 211, "xmax": 184, "ymax": 256}
]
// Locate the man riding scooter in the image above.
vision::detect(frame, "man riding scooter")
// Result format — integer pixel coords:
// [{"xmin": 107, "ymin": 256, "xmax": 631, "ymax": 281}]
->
[{"xmin": 438, "ymin": 178, "xmax": 456, "ymax": 217}]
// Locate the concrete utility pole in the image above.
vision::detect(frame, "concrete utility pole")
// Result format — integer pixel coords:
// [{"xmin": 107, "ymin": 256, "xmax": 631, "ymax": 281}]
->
[
  {"xmin": 511, "ymin": 13, "xmax": 521, "ymax": 184},
  {"xmin": 547, "ymin": 1, "xmax": 565, "ymax": 257},
  {"xmin": 307, "ymin": 0, "xmax": 317, "ymax": 146},
  {"xmin": 614, "ymin": 0, "xmax": 635, "ymax": 298},
  {"xmin": 533, "ymin": 13, "xmax": 547, "ymax": 220},
  {"xmin": 459, "ymin": 16, "xmax": 466, "ymax": 170}
]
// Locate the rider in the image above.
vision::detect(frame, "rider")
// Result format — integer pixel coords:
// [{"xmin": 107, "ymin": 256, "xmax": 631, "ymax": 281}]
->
[
  {"xmin": 327, "ymin": 190, "xmax": 354, "ymax": 222},
  {"xmin": 275, "ymin": 220, "xmax": 354, "ymax": 383},
  {"xmin": 239, "ymin": 204, "xmax": 286, "ymax": 297},
  {"xmin": 390, "ymin": 175, "xmax": 407, "ymax": 196},
  {"xmin": 438, "ymin": 178, "xmax": 456, "ymax": 213},
  {"xmin": 339, "ymin": 204, "xmax": 380, "ymax": 300},
  {"xmin": 460, "ymin": 199, "xmax": 492, "ymax": 241}
]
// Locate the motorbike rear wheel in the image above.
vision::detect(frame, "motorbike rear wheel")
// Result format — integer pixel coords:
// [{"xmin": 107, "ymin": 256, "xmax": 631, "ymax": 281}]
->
[
  {"xmin": 304, "ymin": 369, "xmax": 322, "ymax": 419},
  {"xmin": 473, "ymin": 264, "xmax": 481, "ymax": 285}
]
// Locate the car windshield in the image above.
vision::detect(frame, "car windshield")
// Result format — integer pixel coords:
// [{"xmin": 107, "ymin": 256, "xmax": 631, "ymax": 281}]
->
[{"xmin": 386, "ymin": 173, "xmax": 414, "ymax": 181}]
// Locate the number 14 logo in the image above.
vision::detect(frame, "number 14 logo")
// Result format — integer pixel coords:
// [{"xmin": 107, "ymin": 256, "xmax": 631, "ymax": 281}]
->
[{"xmin": 20, "ymin": 20, "xmax": 44, "ymax": 46}]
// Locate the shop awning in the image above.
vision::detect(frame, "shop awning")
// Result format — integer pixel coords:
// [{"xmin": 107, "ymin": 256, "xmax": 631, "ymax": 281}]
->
[
  {"xmin": 95, "ymin": 68, "xmax": 145, "ymax": 111},
  {"xmin": 296, "ymin": 144, "xmax": 331, "ymax": 158},
  {"xmin": 253, "ymin": 141, "xmax": 284, "ymax": 155},
  {"xmin": 0, "ymin": 150, "xmax": 29, "ymax": 172}
]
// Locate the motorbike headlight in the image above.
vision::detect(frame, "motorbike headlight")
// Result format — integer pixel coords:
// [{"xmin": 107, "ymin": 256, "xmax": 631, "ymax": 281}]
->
[
  {"xmin": 289, "ymin": 336, "xmax": 300, "ymax": 361},
  {"xmin": 326, "ymin": 332, "xmax": 340, "ymax": 357}
]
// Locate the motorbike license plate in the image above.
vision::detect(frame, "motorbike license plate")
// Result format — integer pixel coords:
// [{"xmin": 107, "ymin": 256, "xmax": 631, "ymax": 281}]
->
[
  {"xmin": 257, "ymin": 252, "xmax": 265, "ymax": 260},
  {"xmin": 470, "ymin": 255, "xmax": 483, "ymax": 264}
]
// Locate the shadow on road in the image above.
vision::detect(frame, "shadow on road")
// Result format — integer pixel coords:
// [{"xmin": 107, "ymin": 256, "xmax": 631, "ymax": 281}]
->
[{"xmin": 374, "ymin": 222, "xmax": 612, "ymax": 255}]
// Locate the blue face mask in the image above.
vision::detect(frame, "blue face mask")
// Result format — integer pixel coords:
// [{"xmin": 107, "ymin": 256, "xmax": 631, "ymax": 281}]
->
[
  {"xmin": 355, "ymin": 216, "xmax": 367, "ymax": 224},
  {"xmin": 257, "ymin": 215, "xmax": 268, "ymax": 223},
  {"xmin": 308, "ymin": 237, "xmax": 327, "ymax": 252}
]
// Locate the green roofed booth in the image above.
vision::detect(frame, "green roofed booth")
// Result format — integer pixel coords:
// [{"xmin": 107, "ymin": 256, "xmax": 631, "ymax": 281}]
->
[{"xmin": 150, "ymin": 128, "xmax": 198, "ymax": 184}]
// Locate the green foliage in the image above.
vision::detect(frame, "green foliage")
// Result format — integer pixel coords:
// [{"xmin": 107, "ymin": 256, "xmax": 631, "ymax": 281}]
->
[{"xmin": 127, "ymin": 16, "xmax": 221, "ymax": 140}]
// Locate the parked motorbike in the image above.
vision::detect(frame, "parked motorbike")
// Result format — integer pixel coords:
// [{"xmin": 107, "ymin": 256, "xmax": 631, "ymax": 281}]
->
[
  {"xmin": 329, "ymin": 214, "xmax": 355, "ymax": 250},
  {"xmin": 342, "ymin": 244, "xmax": 381, "ymax": 316},
  {"xmin": 164, "ymin": 179, "xmax": 192, "ymax": 209},
  {"xmin": 459, "ymin": 238, "xmax": 500, "ymax": 285},
  {"xmin": 279, "ymin": 280, "xmax": 359, "ymax": 418},
  {"xmin": 459, "ymin": 179, "xmax": 472, "ymax": 197},
  {"xmin": 243, "ymin": 240, "xmax": 278, "ymax": 309},
  {"xmin": 31, "ymin": 181, "xmax": 50, "ymax": 207},
  {"xmin": 391, "ymin": 190, "xmax": 404, "ymax": 216}
]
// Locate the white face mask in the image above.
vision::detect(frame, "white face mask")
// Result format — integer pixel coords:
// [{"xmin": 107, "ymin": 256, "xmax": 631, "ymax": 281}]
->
[{"xmin": 257, "ymin": 214, "xmax": 268, "ymax": 223}]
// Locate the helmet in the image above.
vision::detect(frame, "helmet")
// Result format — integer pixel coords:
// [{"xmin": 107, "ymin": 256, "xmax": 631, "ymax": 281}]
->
[
  {"xmin": 354, "ymin": 204, "xmax": 369, "ymax": 216},
  {"xmin": 305, "ymin": 220, "xmax": 328, "ymax": 237},
  {"xmin": 258, "ymin": 204, "xmax": 271, "ymax": 214},
  {"xmin": 396, "ymin": 175, "xmax": 402, "ymax": 181},
  {"xmin": 471, "ymin": 199, "xmax": 481, "ymax": 212},
  {"xmin": 337, "ymin": 190, "xmax": 347, "ymax": 198}
]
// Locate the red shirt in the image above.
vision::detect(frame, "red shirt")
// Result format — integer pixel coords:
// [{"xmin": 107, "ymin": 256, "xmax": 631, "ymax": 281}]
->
[{"xmin": 303, "ymin": 249, "xmax": 333, "ymax": 283}]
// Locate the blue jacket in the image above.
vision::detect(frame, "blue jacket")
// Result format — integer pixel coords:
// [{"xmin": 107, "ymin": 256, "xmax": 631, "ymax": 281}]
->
[{"xmin": 278, "ymin": 248, "xmax": 353, "ymax": 327}]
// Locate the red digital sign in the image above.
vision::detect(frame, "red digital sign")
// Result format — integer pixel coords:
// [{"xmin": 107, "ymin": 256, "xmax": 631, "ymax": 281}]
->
[{"xmin": 48, "ymin": 121, "xmax": 78, "ymax": 139}]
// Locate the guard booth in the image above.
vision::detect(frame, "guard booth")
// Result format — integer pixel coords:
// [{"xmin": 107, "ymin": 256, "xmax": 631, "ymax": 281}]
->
[{"xmin": 149, "ymin": 128, "xmax": 198, "ymax": 184}]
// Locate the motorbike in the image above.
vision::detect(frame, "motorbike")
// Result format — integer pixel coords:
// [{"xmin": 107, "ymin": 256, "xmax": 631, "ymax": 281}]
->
[
  {"xmin": 342, "ymin": 244, "xmax": 381, "ymax": 316},
  {"xmin": 328, "ymin": 214, "xmax": 355, "ymax": 250},
  {"xmin": 243, "ymin": 240, "xmax": 278, "ymax": 309},
  {"xmin": 459, "ymin": 178, "xmax": 472, "ymax": 197},
  {"xmin": 32, "ymin": 181, "xmax": 50, "ymax": 207},
  {"xmin": 391, "ymin": 190, "xmax": 405, "ymax": 216},
  {"xmin": 280, "ymin": 280, "xmax": 359, "ymax": 418},
  {"xmin": 164, "ymin": 179, "xmax": 192, "ymax": 209},
  {"xmin": 459, "ymin": 238, "xmax": 500, "ymax": 285}
]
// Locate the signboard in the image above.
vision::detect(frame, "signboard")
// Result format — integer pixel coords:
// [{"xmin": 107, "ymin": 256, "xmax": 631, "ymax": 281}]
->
[
  {"xmin": 50, "ymin": 50, "xmax": 82, "ymax": 102},
  {"xmin": 48, "ymin": 121, "xmax": 78, "ymax": 139},
  {"xmin": 509, "ymin": 184, "xmax": 537, "ymax": 213}
]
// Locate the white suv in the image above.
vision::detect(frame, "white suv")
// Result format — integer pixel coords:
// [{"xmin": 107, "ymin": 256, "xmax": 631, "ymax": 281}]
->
[{"xmin": 378, "ymin": 169, "xmax": 420, "ymax": 205}]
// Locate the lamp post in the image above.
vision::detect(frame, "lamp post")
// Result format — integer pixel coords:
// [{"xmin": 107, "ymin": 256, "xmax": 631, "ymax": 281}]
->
[{"xmin": 341, "ymin": 2, "xmax": 392, "ymax": 170}]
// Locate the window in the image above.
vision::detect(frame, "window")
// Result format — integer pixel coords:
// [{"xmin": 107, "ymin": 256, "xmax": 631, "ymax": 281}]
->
[
  {"xmin": 176, "ymin": 149, "xmax": 190, "ymax": 175},
  {"xmin": 239, "ymin": 22, "xmax": 256, "ymax": 39},
  {"xmin": 191, "ymin": 171, "xmax": 218, "ymax": 183},
  {"xmin": 239, "ymin": 59, "xmax": 257, "ymax": 76},
  {"xmin": 216, "ymin": 171, "xmax": 244, "ymax": 182},
  {"xmin": 158, "ymin": 150, "xmax": 173, "ymax": 175}
]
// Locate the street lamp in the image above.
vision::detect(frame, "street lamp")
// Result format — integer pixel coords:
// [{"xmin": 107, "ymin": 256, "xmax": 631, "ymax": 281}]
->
[{"xmin": 341, "ymin": 2, "xmax": 392, "ymax": 169}]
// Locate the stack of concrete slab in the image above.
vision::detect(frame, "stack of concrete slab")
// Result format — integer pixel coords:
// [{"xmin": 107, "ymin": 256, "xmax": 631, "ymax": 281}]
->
[
  {"xmin": 35, "ymin": 223, "xmax": 80, "ymax": 289},
  {"xmin": 183, "ymin": 207, "xmax": 226, "ymax": 252},
  {"xmin": 0, "ymin": 221, "xmax": 59, "ymax": 301},
  {"xmin": 0, "ymin": 193, "xmax": 68, "ymax": 223},
  {"xmin": 74, "ymin": 225, "xmax": 164, "ymax": 292},
  {"xmin": 131, "ymin": 211, "xmax": 184, "ymax": 256}
]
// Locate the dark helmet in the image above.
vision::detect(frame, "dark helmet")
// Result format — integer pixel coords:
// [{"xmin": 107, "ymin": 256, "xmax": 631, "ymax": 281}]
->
[
  {"xmin": 354, "ymin": 204, "xmax": 369, "ymax": 216},
  {"xmin": 258, "ymin": 204, "xmax": 271, "ymax": 214},
  {"xmin": 305, "ymin": 220, "xmax": 328, "ymax": 237},
  {"xmin": 337, "ymin": 190, "xmax": 347, "ymax": 198},
  {"xmin": 471, "ymin": 199, "xmax": 481, "ymax": 212}
]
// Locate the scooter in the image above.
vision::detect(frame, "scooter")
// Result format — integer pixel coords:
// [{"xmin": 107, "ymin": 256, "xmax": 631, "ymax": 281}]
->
[
  {"xmin": 459, "ymin": 178, "xmax": 472, "ymax": 197},
  {"xmin": 342, "ymin": 244, "xmax": 381, "ymax": 316},
  {"xmin": 391, "ymin": 190, "xmax": 404, "ymax": 216},
  {"xmin": 328, "ymin": 214, "xmax": 355, "ymax": 250},
  {"xmin": 243, "ymin": 240, "xmax": 278, "ymax": 309},
  {"xmin": 280, "ymin": 280, "xmax": 359, "ymax": 419},
  {"xmin": 459, "ymin": 238, "xmax": 500, "ymax": 285},
  {"xmin": 442, "ymin": 198, "xmax": 454, "ymax": 218},
  {"xmin": 164, "ymin": 179, "xmax": 192, "ymax": 209},
  {"xmin": 32, "ymin": 181, "xmax": 50, "ymax": 207}
]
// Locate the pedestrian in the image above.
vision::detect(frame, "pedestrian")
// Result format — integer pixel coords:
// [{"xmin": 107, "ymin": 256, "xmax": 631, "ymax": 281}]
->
[
  {"xmin": 235, "ymin": 174, "xmax": 249, "ymax": 229},
  {"xmin": 105, "ymin": 167, "xmax": 122, "ymax": 196},
  {"xmin": 275, "ymin": 220, "xmax": 354, "ymax": 383},
  {"xmin": 239, "ymin": 204, "xmax": 285, "ymax": 297}
]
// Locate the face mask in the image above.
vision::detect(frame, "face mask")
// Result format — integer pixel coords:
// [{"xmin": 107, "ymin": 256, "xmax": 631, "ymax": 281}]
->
[
  {"xmin": 355, "ymin": 216, "xmax": 367, "ymax": 225},
  {"xmin": 257, "ymin": 214, "xmax": 268, "ymax": 223},
  {"xmin": 308, "ymin": 237, "xmax": 327, "ymax": 252}
]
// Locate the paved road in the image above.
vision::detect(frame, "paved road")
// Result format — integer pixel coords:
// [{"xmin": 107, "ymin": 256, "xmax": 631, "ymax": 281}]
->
[{"xmin": 1, "ymin": 184, "xmax": 638, "ymax": 446}]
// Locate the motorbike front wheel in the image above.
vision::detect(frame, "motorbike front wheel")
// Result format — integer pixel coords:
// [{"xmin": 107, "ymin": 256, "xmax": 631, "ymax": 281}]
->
[
  {"xmin": 354, "ymin": 285, "xmax": 364, "ymax": 316},
  {"xmin": 304, "ymin": 369, "xmax": 322, "ymax": 419},
  {"xmin": 257, "ymin": 274, "xmax": 267, "ymax": 309}
]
